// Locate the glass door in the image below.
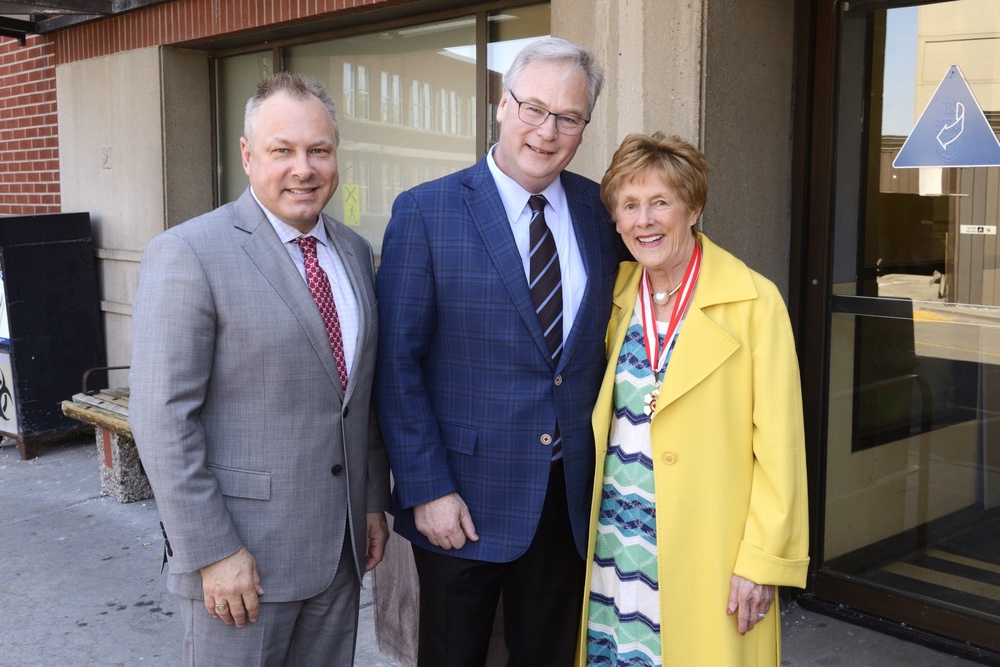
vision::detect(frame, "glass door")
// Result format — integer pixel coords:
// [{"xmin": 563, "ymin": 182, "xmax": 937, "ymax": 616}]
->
[{"xmin": 815, "ymin": 0, "xmax": 1000, "ymax": 656}]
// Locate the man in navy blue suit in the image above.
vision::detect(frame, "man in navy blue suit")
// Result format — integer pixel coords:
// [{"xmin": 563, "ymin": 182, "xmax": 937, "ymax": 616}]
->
[{"xmin": 376, "ymin": 37, "xmax": 620, "ymax": 666}]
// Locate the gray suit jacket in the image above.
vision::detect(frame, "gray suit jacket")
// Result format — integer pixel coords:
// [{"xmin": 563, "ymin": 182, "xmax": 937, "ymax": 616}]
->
[{"xmin": 130, "ymin": 188, "xmax": 390, "ymax": 602}]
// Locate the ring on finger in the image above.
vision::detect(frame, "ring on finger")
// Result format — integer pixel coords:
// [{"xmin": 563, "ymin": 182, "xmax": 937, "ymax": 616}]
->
[
  {"xmin": 757, "ymin": 612, "xmax": 766, "ymax": 619},
  {"xmin": 215, "ymin": 603, "xmax": 229, "ymax": 612}
]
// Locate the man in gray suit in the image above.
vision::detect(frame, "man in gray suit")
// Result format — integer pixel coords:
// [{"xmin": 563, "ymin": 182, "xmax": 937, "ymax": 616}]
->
[{"xmin": 130, "ymin": 72, "xmax": 390, "ymax": 665}]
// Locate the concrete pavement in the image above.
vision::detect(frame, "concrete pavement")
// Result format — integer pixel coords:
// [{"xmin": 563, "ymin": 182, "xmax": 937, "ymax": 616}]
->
[{"xmin": 0, "ymin": 437, "xmax": 987, "ymax": 666}]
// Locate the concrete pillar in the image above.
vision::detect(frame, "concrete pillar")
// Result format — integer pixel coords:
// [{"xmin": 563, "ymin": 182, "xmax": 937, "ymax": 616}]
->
[
  {"xmin": 701, "ymin": 0, "xmax": 796, "ymax": 293},
  {"xmin": 559, "ymin": 0, "xmax": 796, "ymax": 293},
  {"xmin": 558, "ymin": 0, "xmax": 704, "ymax": 186}
]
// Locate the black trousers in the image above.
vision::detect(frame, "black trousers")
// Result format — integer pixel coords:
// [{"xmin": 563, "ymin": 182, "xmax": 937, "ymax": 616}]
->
[{"xmin": 412, "ymin": 464, "xmax": 586, "ymax": 667}]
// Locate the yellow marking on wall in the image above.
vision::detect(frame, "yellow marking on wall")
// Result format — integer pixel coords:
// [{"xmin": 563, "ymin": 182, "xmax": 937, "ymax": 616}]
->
[{"xmin": 343, "ymin": 183, "xmax": 360, "ymax": 226}]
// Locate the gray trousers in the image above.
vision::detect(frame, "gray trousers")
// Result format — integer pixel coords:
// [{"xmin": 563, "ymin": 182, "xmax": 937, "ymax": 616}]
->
[{"xmin": 178, "ymin": 538, "xmax": 360, "ymax": 666}]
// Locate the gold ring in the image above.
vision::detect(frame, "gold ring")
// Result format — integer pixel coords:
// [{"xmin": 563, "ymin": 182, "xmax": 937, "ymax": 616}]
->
[{"xmin": 215, "ymin": 603, "xmax": 229, "ymax": 612}]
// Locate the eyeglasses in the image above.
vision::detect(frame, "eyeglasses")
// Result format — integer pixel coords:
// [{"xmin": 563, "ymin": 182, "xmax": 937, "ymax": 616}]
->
[{"xmin": 508, "ymin": 91, "xmax": 590, "ymax": 136}]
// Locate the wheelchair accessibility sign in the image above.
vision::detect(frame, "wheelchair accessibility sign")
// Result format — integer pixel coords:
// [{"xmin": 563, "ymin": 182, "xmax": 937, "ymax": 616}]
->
[{"xmin": 893, "ymin": 65, "xmax": 1000, "ymax": 169}]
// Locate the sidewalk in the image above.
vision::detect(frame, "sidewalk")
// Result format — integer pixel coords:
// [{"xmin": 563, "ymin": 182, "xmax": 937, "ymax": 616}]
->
[{"xmin": 0, "ymin": 438, "xmax": 986, "ymax": 666}]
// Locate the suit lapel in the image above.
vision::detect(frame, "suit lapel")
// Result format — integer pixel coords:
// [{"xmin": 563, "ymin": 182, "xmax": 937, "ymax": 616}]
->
[
  {"xmin": 609, "ymin": 239, "xmax": 749, "ymax": 414},
  {"xmin": 323, "ymin": 215, "xmax": 372, "ymax": 404},
  {"xmin": 235, "ymin": 191, "xmax": 345, "ymax": 397},
  {"xmin": 656, "ymin": 236, "xmax": 750, "ymax": 411},
  {"xmin": 656, "ymin": 305, "xmax": 738, "ymax": 409},
  {"xmin": 560, "ymin": 173, "xmax": 603, "ymax": 370},
  {"xmin": 464, "ymin": 162, "xmax": 556, "ymax": 365}
]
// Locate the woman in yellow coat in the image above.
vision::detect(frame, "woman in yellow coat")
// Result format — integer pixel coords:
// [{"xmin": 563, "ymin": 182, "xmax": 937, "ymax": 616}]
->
[{"xmin": 580, "ymin": 133, "xmax": 809, "ymax": 666}]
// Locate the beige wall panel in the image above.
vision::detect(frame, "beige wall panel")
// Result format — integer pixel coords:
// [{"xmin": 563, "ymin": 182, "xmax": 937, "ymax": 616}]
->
[
  {"xmin": 57, "ymin": 47, "xmax": 214, "ymax": 378},
  {"xmin": 57, "ymin": 47, "xmax": 166, "ymax": 253},
  {"xmin": 102, "ymin": 312, "xmax": 133, "ymax": 389},
  {"xmin": 96, "ymin": 254, "xmax": 140, "ymax": 316},
  {"xmin": 57, "ymin": 48, "xmax": 165, "ymax": 381}
]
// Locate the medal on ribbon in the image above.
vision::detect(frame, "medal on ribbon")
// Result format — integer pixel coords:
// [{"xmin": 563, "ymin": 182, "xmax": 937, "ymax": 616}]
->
[{"xmin": 639, "ymin": 243, "xmax": 702, "ymax": 416}]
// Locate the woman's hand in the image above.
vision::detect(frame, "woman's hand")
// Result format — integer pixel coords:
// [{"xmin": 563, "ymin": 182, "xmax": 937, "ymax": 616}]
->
[{"xmin": 726, "ymin": 574, "xmax": 774, "ymax": 634}]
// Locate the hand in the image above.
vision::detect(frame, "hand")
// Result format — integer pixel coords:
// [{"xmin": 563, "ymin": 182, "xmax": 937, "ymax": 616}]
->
[
  {"xmin": 726, "ymin": 574, "xmax": 774, "ymax": 635},
  {"xmin": 413, "ymin": 492, "xmax": 479, "ymax": 550},
  {"xmin": 201, "ymin": 547, "xmax": 264, "ymax": 628},
  {"xmin": 365, "ymin": 512, "xmax": 389, "ymax": 572}
]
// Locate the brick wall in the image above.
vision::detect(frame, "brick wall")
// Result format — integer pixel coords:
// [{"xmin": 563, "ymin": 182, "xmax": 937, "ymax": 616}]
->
[
  {"xmin": 0, "ymin": 0, "xmax": 391, "ymax": 215},
  {"xmin": 0, "ymin": 35, "xmax": 59, "ymax": 215},
  {"xmin": 54, "ymin": 0, "xmax": 389, "ymax": 64}
]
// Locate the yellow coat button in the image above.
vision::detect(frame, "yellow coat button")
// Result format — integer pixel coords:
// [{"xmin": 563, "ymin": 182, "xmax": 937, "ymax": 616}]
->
[
  {"xmin": 541, "ymin": 434, "xmax": 553, "ymax": 445},
  {"xmin": 662, "ymin": 452, "xmax": 677, "ymax": 465}
]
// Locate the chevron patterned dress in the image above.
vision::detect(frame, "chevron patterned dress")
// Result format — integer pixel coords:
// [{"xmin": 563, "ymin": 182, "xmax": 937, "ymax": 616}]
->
[{"xmin": 587, "ymin": 305, "xmax": 676, "ymax": 667}]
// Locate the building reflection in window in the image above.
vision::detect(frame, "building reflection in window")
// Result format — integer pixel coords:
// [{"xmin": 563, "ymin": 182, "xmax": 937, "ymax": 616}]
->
[{"xmin": 217, "ymin": 5, "xmax": 551, "ymax": 258}]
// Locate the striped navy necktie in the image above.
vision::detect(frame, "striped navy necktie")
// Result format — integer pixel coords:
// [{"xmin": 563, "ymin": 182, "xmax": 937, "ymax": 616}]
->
[
  {"xmin": 528, "ymin": 194, "xmax": 563, "ymax": 362},
  {"xmin": 528, "ymin": 194, "xmax": 563, "ymax": 459}
]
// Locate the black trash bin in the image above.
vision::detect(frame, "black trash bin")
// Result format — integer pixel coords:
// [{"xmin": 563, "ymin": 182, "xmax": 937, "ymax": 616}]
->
[{"xmin": 0, "ymin": 212, "xmax": 106, "ymax": 459}]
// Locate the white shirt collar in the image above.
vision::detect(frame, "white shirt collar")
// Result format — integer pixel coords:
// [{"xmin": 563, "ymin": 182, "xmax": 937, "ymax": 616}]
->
[
  {"xmin": 486, "ymin": 146, "xmax": 569, "ymax": 222},
  {"xmin": 249, "ymin": 186, "xmax": 330, "ymax": 247}
]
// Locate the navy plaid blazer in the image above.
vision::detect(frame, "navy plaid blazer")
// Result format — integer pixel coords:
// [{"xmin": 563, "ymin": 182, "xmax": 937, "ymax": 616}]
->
[{"xmin": 375, "ymin": 157, "xmax": 622, "ymax": 562}]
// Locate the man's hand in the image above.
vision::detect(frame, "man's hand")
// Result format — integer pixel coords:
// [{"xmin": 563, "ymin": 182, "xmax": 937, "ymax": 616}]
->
[
  {"xmin": 365, "ymin": 512, "xmax": 389, "ymax": 571},
  {"xmin": 413, "ymin": 492, "xmax": 479, "ymax": 550},
  {"xmin": 201, "ymin": 547, "xmax": 264, "ymax": 628},
  {"xmin": 726, "ymin": 574, "xmax": 774, "ymax": 635}
]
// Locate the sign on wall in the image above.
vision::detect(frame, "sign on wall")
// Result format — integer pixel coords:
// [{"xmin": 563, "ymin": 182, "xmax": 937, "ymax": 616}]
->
[
  {"xmin": 342, "ymin": 183, "xmax": 361, "ymax": 227},
  {"xmin": 960, "ymin": 225, "xmax": 997, "ymax": 235},
  {"xmin": 0, "ymin": 352, "xmax": 17, "ymax": 434}
]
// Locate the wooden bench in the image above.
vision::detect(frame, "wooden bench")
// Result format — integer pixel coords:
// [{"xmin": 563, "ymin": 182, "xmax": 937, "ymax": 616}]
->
[{"xmin": 61, "ymin": 387, "xmax": 152, "ymax": 503}]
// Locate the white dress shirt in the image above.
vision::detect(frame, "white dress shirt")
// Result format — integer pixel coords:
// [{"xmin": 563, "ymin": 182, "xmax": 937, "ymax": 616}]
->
[
  {"xmin": 250, "ymin": 188, "xmax": 360, "ymax": 377},
  {"xmin": 486, "ymin": 146, "xmax": 586, "ymax": 341}
]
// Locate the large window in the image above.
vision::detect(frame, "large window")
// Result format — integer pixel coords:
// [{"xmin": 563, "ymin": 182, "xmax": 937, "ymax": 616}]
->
[
  {"xmin": 817, "ymin": 0, "xmax": 1000, "ymax": 654},
  {"xmin": 342, "ymin": 63, "xmax": 370, "ymax": 120},
  {"xmin": 381, "ymin": 71, "xmax": 403, "ymax": 125},
  {"xmin": 215, "ymin": 4, "xmax": 551, "ymax": 259}
]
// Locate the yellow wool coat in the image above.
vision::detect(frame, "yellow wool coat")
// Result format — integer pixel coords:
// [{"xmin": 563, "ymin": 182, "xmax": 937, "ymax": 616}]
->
[{"xmin": 577, "ymin": 234, "xmax": 810, "ymax": 666}]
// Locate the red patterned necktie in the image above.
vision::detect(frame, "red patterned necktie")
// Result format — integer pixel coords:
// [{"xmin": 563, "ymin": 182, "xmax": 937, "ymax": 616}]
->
[{"xmin": 293, "ymin": 236, "xmax": 348, "ymax": 391}]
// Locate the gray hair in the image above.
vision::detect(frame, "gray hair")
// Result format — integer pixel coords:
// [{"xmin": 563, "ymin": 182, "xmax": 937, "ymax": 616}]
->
[
  {"xmin": 244, "ymin": 71, "xmax": 340, "ymax": 147},
  {"xmin": 502, "ymin": 37, "xmax": 604, "ymax": 115}
]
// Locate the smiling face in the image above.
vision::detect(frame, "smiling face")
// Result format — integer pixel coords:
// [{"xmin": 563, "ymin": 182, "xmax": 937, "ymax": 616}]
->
[
  {"xmin": 614, "ymin": 169, "xmax": 701, "ymax": 287},
  {"xmin": 493, "ymin": 60, "xmax": 590, "ymax": 193},
  {"xmin": 240, "ymin": 91, "xmax": 339, "ymax": 233}
]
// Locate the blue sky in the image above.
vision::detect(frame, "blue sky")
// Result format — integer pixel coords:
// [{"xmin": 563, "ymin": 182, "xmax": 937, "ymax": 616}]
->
[{"xmin": 883, "ymin": 7, "xmax": 918, "ymax": 135}]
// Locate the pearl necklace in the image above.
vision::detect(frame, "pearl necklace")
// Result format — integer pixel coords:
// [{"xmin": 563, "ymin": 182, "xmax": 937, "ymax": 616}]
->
[{"xmin": 651, "ymin": 281, "xmax": 682, "ymax": 305}]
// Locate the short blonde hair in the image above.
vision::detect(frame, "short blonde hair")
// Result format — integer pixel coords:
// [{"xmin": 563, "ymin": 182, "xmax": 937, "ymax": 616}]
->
[
  {"xmin": 600, "ymin": 132, "xmax": 709, "ymax": 223},
  {"xmin": 244, "ymin": 71, "xmax": 339, "ymax": 147}
]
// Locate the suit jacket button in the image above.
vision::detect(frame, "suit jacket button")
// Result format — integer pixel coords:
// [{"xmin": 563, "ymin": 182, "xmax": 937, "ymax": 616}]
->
[
  {"xmin": 540, "ymin": 434, "xmax": 553, "ymax": 446},
  {"xmin": 343, "ymin": 406, "xmax": 350, "ymax": 418},
  {"xmin": 554, "ymin": 375, "xmax": 563, "ymax": 386},
  {"xmin": 332, "ymin": 464, "xmax": 344, "ymax": 476},
  {"xmin": 662, "ymin": 452, "xmax": 677, "ymax": 465}
]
